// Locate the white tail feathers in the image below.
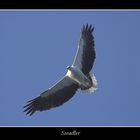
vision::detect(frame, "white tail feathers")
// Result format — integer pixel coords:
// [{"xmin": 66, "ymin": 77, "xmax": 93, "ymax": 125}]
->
[{"xmin": 81, "ymin": 73, "xmax": 98, "ymax": 94}]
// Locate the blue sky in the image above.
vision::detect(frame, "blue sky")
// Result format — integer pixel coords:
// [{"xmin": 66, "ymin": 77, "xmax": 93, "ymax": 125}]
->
[{"xmin": 0, "ymin": 10, "xmax": 140, "ymax": 126}]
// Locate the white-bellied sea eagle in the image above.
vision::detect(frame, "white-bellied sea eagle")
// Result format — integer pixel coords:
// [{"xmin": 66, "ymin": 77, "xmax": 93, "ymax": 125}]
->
[{"xmin": 24, "ymin": 24, "xmax": 97, "ymax": 116}]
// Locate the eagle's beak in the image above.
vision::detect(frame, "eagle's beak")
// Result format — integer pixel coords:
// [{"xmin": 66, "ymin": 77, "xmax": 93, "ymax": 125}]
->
[{"xmin": 66, "ymin": 66, "xmax": 70, "ymax": 69}]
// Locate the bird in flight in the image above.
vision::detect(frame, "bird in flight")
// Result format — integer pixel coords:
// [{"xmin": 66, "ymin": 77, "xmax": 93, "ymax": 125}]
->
[{"xmin": 24, "ymin": 24, "xmax": 97, "ymax": 116}]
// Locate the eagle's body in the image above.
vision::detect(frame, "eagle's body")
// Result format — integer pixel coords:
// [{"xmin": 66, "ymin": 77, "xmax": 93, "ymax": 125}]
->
[
  {"xmin": 24, "ymin": 24, "xmax": 97, "ymax": 116},
  {"xmin": 66, "ymin": 66, "xmax": 92, "ymax": 88}
]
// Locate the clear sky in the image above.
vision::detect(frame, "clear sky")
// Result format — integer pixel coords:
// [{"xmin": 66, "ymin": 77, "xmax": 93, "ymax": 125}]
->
[{"xmin": 0, "ymin": 10, "xmax": 140, "ymax": 126}]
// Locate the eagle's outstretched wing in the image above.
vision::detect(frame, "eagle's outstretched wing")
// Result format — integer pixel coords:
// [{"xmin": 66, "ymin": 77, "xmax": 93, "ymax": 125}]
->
[
  {"xmin": 72, "ymin": 24, "xmax": 96, "ymax": 75},
  {"xmin": 24, "ymin": 76, "xmax": 79, "ymax": 116}
]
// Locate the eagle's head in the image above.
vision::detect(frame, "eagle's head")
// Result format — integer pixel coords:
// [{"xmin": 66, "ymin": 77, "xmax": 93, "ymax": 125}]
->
[
  {"xmin": 66, "ymin": 66, "xmax": 71, "ymax": 70},
  {"xmin": 66, "ymin": 66, "xmax": 73, "ymax": 77},
  {"xmin": 66, "ymin": 66, "xmax": 76, "ymax": 72}
]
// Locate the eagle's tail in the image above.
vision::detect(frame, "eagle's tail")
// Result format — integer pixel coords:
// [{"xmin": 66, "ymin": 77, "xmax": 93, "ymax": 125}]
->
[{"xmin": 81, "ymin": 72, "xmax": 98, "ymax": 93}]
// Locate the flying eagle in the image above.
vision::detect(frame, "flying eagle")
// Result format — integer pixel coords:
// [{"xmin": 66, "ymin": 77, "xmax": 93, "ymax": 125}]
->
[{"xmin": 24, "ymin": 24, "xmax": 97, "ymax": 116}]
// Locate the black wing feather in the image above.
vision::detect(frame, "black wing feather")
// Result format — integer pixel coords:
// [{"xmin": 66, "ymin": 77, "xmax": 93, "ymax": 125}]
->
[
  {"xmin": 81, "ymin": 24, "xmax": 96, "ymax": 75},
  {"xmin": 24, "ymin": 78, "xmax": 78, "ymax": 116}
]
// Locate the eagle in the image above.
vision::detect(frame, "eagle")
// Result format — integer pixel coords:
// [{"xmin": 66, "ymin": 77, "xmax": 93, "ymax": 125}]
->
[{"xmin": 24, "ymin": 24, "xmax": 97, "ymax": 116}]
